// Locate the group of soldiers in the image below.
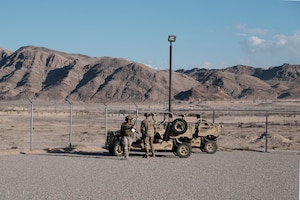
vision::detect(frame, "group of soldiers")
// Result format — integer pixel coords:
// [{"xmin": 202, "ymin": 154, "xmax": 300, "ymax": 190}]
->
[{"xmin": 120, "ymin": 113, "xmax": 156, "ymax": 159}]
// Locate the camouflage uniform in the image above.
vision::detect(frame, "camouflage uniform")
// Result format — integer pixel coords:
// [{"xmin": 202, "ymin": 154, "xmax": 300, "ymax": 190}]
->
[
  {"xmin": 120, "ymin": 115, "xmax": 135, "ymax": 159},
  {"xmin": 140, "ymin": 113, "xmax": 156, "ymax": 158}
]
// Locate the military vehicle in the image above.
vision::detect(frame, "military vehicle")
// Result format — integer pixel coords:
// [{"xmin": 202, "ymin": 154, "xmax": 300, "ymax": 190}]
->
[{"xmin": 106, "ymin": 113, "xmax": 222, "ymax": 158}]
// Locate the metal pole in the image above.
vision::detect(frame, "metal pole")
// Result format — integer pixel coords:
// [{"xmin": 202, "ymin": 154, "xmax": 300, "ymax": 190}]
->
[
  {"xmin": 70, "ymin": 103, "xmax": 73, "ymax": 148},
  {"xmin": 169, "ymin": 42, "xmax": 172, "ymax": 113},
  {"xmin": 27, "ymin": 98, "xmax": 33, "ymax": 151},
  {"xmin": 66, "ymin": 99, "xmax": 72, "ymax": 148},
  {"xmin": 104, "ymin": 103, "xmax": 108, "ymax": 147},
  {"xmin": 265, "ymin": 111, "xmax": 268, "ymax": 152},
  {"xmin": 133, "ymin": 102, "xmax": 138, "ymax": 131}
]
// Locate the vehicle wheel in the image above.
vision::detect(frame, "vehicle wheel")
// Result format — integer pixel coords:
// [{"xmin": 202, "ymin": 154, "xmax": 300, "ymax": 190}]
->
[
  {"xmin": 171, "ymin": 118, "xmax": 188, "ymax": 135},
  {"xmin": 110, "ymin": 141, "xmax": 123, "ymax": 156},
  {"xmin": 176, "ymin": 143, "xmax": 192, "ymax": 158},
  {"xmin": 204, "ymin": 141, "xmax": 218, "ymax": 154}
]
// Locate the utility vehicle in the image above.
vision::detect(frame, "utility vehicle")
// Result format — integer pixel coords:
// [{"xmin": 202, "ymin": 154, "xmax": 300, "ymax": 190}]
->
[{"xmin": 106, "ymin": 113, "xmax": 221, "ymax": 158}]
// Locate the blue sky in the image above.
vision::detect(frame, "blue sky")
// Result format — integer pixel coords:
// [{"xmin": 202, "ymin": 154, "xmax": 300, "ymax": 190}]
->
[{"xmin": 1, "ymin": 0, "xmax": 300, "ymax": 70}]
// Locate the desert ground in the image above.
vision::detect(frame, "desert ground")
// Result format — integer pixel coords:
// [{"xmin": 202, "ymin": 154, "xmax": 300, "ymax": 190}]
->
[
  {"xmin": 0, "ymin": 100, "xmax": 299, "ymax": 199},
  {"xmin": 0, "ymin": 100, "xmax": 299, "ymax": 155},
  {"xmin": 0, "ymin": 151, "xmax": 299, "ymax": 200}
]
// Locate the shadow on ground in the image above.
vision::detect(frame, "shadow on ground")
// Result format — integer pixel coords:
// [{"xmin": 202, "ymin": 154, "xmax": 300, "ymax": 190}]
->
[{"xmin": 41, "ymin": 146, "xmax": 179, "ymax": 159}]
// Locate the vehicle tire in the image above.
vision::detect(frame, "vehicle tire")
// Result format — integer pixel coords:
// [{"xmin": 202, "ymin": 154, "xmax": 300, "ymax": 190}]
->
[
  {"xmin": 204, "ymin": 141, "xmax": 218, "ymax": 154},
  {"xmin": 171, "ymin": 118, "xmax": 188, "ymax": 135},
  {"xmin": 111, "ymin": 141, "xmax": 123, "ymax": 156},
  {"xmin": 176, "ymin": 143, "xmax": 192, "ymax": 158}
]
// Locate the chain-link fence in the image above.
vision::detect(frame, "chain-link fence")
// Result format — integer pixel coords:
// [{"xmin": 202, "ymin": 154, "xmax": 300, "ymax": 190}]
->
[
  {"xmin": 0, "ymin": 101, "xmax": 299, "ymax": 152},
  {"xmin": 207, "ymin": 109, "xmax": 300, "ymax": 151}
]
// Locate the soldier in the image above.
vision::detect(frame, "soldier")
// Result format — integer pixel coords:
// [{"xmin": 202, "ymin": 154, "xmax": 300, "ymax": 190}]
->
[
  {"xmin": 120, "ymin": 115, "xmax": 135, "ymax": 160},
  {"xmin": 140, "ymin": 113, "xmax": 156, "ymax": 158}
]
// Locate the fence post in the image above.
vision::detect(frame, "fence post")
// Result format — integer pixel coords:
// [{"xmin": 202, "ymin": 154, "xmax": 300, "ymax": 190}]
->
[
  {"xmin": 66, "ymin": 99, "xmax": 73, "ymax": 148},
  {"xmin": 104, "ymin": 103, "xmax": 108, "ymax": 147},
  {"xmin": 163, "ymin": 102, "xmax": 167, "ymax": 119},
  {"xmin": 134, "ymin": 102, "xmax": 138, "ymax": 131},
  {"xmin": 212, "ymin": 108, "xmax": 215, "ymax": 123},
  {"xmin": 27, "ymin": 98, "xmax": 33, "ymax": 151},
  {"xmin": 265, "ymin": 111, "xmax": 268, "ymax": 152}
]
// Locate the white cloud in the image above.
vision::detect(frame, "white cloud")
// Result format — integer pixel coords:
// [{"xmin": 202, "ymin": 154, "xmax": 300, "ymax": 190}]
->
[
  {"xmin": 240, "ymin": 36, "xmax": 272, "ymax": 53},
  {"xmin": 274, "ymin": 31, "xmax": 300, "ymax": 49},
  {"xmin": 237, "ymin": 30, "xmax": 300, "ymax": 67},
  {"xmin": 240, "ymin": 30, "xmax": 300, "ymax": 55},
  {"xmin": 274, "ymin": 35, "xmax": 287, "ymax": 46},
  {"xmin": 248, "ymin": 36, "xmax": 264, "ymax": 46},
  {"xmin": 288, "ymin": 31, "xmax": 300, "ymax": 53}
]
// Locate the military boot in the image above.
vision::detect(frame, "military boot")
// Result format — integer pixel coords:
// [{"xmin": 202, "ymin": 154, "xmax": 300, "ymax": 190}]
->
[
  {"xmin": 144, "ymin": 151, "xmax": 149, "ymax": 158},
  {"xmin": 151, "ymin": 151, "xmax": 155, "ymax": 157}
]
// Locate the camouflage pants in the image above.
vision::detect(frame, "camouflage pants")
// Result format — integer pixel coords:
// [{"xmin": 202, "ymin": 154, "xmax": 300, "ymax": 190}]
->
[
  {"xmin": 122, "ymin": 136, "xmax": 133, "ymax": 158},
  {"xmin": 144, "ymin": 135, "xmax": 154, "ymax": 155}
]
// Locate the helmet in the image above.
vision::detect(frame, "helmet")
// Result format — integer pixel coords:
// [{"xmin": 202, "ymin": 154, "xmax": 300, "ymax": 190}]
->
[
  {"xmin": 125, "ymin": 115, "xmax": 133, "ymax": 121},
  {"xmin": 144, "ymin": 112, "xmax": 151, "ymax": 117}
]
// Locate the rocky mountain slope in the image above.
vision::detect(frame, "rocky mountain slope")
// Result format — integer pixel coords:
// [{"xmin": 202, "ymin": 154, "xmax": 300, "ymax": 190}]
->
[
  {"xmin": 0, "ymin": 46, "xmax": 299, "ymax": 102},
  {"xmin": 0, "ymin": 46, "xmax": 199, "ymax": 102},
  {"xmin": 176, "ymin": 64, "xmax": 300, "ymax": 100}
]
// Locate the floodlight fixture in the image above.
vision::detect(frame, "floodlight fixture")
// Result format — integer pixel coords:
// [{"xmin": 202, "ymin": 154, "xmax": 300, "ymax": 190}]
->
[{"xmin": 168, "ymin": 35, "xmax": 176, "ymax": 43}]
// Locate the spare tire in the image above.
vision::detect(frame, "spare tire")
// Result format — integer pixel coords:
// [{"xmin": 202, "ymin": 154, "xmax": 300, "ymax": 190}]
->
[{"xmin": 171, "ymin": 118, "xmax": 188, "ymax": 135}]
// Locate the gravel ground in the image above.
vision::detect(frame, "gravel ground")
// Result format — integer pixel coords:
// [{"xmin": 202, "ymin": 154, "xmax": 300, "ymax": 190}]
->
[{"xmin": 0, "ymin": 150, "xmax": 299, "ymax": 200}]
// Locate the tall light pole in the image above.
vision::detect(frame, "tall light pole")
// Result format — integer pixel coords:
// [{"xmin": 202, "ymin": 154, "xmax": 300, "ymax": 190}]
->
[{"xmin": 168, "ymin": 35, "xmax": 176, "ymax": 113}]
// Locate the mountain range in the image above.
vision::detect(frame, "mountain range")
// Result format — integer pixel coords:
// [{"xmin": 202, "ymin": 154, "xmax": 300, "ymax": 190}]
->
[{"xmin": 0, "ymin": 46, "xmax": 299, "ymax": 102}]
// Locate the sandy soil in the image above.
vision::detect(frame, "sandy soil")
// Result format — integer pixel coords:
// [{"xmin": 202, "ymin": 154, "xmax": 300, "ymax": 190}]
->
[{"xmin": 0, "ymin": 100, "xmax": 299, "ymax": 155}]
